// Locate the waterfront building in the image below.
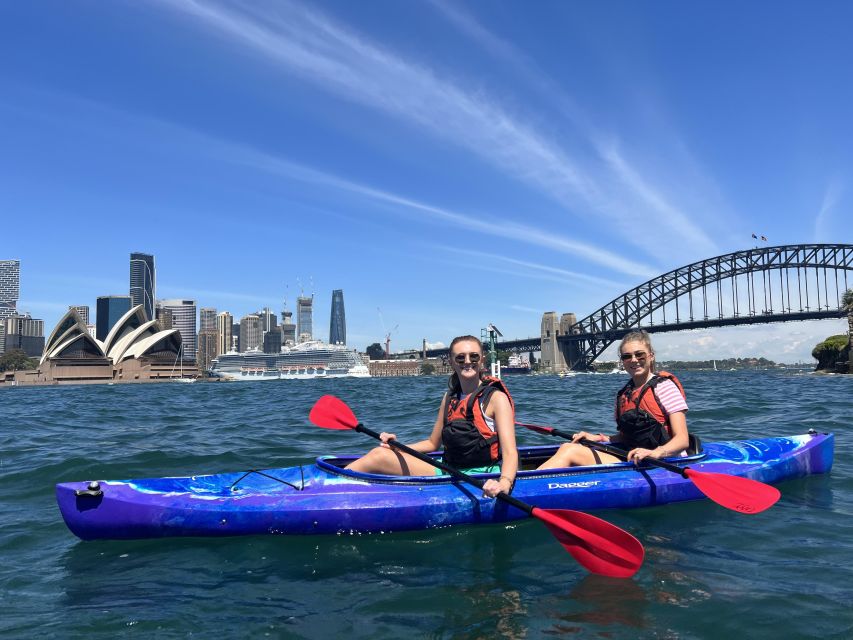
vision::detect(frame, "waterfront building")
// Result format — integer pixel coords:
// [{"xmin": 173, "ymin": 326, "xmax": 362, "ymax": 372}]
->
[
  {"xmin": 259, "ymin": 307, "xmax": 277, "ymax": 333},
  {"xmin": 158, "ymin": 299, "xmax": 197, "ymax": 361},
  {"xmin": 0, "ymin": 259, "xmax": 20, "ymax": 322},
  {"xmin": 69, "ymin": 305, "xmax": 89, "ymax": 325},
  {"xmin": 0, "ymin": 324, "xmax": 5, "ymax": 355},
  {"xmin": 96, "ymin": 295, "xmax": 132, "ymax": 341},
  {"xmin": 296, "ymin": 295, "xmax": 313, "ymax": 343},
  {"xmin": 200, "ymin": 307, "xmax": 217, "ymax": 331},
  {"xmin": 231, "ymin": 324, "xmax": 240, "ymax": 352},
  {"xmin": 3, "ymin": 314, "xmax": 45, "ymax": 358},
  {"xmin": 216, "ymin": 311, "xmax": 233, "ymax": 355},
  {"xmin": 281, "ymin": 309, "xmax": 296, "ymax": 346},
  {"xmin": 329, "ymin": 289, "xmax": 346, "ymax": 345},
  {"xmin": 197, "ymin": 328, "xmax": 218, "ymax": 372},
  {"xmin": 239, "ymin": 314, "xmax": 262, "ymax": 352},
  {"xmin": 0, "ymin": 306, "xmax": 193, "ymax": 386},
  {"xmin": 129, "ymin": 252, "xmax": 156, "ymax": 322}
]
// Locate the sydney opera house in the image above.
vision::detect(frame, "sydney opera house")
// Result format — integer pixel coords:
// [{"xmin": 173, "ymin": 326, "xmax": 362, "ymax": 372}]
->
[{"xmin": 1, "ymin": 305, "xmax": 196, "ymax": 386}]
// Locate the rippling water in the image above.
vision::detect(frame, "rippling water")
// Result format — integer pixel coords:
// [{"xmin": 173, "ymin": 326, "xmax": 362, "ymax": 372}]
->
[{"xmin": 2, "ymin": 371, "xmax": 851, "ymax": 639}]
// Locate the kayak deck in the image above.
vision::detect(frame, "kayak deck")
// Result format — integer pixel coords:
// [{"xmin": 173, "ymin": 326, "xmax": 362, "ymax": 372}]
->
[{"xmin": 56, "ymin": 432, "xmax": 833, "ymax": 540}]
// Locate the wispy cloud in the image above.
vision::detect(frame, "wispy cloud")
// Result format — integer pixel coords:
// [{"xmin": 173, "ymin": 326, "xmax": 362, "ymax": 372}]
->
[
  {"xmin": 157, "ymin": 0, "xmax": 717, "ymax": 260},
  {"xmin": 814, "ymin": 179, "xmax": 844, "ymax": 242}
]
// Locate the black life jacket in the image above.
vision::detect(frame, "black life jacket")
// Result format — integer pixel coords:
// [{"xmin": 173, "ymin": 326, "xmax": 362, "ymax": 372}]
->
[
  {"xmin": 615, "ymin": 371, "xmax": 685, "ymax": 450},
  {"xmin": 441, "ymin": 376, "xmax": 513, "ymax": 468}
]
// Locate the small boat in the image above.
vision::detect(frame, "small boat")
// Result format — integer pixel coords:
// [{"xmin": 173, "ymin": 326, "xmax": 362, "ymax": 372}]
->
[{"xmin": 56, "ymin": 432, "xmax": 833, "ymax": 541}]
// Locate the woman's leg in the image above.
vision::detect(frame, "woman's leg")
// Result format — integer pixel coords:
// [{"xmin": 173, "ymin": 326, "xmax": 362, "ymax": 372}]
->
[
  {"xmin": 537, "ymin": 442, "xmax": 622, "ymax": 469},
  {"xmin": 345, "ymin": 446, "xmax": 438, "ymax": 476}
]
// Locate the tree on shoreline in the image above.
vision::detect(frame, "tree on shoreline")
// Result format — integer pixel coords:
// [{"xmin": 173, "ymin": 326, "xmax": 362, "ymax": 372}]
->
[{"xmin": 0, "ymin": 349, "xmax": 39, "ymax": 372}]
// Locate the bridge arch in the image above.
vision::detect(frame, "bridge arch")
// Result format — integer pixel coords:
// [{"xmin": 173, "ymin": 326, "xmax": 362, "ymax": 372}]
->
[{"xmin": 560, "ymin": 243, "xmax": 853, "ymax": 370}]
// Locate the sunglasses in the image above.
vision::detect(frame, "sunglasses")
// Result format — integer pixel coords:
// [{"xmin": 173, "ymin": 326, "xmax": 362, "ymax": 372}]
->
[
  {"xmin": 620, "ymin": 350, "xmax": 648, "ymax": 362},
  {"xmin": 453, "ymin": 352, "xmax": 482, "ymax": 364}
]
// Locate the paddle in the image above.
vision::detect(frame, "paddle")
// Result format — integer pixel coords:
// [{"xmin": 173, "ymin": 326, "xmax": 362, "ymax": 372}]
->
[
  {"xmin": 516, "ymin": 421, "xmax": 781, "ymax": 515},
  {"xmin": 309, "ymin": 395, "xmax": 644, "ymax": 578}
]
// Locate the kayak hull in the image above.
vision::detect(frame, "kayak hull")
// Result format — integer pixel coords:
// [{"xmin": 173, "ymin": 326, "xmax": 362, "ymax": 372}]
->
[{"xmin": 56, "ymin": 432, "xmax": 833, "ymax": 540}]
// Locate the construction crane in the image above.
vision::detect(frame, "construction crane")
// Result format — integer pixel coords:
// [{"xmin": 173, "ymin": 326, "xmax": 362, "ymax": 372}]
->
[{"xmin": 385, "ymin": 324, "xmax": 399, "ymax": 359}]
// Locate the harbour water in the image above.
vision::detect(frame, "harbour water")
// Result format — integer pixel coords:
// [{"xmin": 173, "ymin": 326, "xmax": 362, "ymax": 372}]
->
[{"xmin": 1, "ymin": 371, "xmax": 851, "ymax": 639}]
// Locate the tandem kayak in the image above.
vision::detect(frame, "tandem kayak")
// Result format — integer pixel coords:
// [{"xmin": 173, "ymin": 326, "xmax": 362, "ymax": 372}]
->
[{"xmin": 56, "ymin": 431, "xmax": 833, "ymax": 541}]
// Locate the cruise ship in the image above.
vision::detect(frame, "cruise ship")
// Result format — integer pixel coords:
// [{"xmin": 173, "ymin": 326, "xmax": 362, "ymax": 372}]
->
[{"xmin": 209, "ymin": 341, "xmax": 370, "ymax": 381}]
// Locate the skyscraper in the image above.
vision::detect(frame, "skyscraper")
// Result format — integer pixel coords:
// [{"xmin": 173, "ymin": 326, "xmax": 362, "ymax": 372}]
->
[
  {"xmin": 296, "ymin": 295, "xmax": 313, "ymax": 343},
  {"xmin": 129, "ymin": 252, "xmax": 155, "ymax": 321},
  {"xmin": 329, "ymin": 289, "xmax": 346, "ymax": 345},
  {"xmin": 280, "ymin": 309, "xmax": 296, "ymax": 346},
  {"xmin": 216, "ymin": 311, "xmax": 233, "ymax": 355},
  {"xmin": 96, "ymin": 296, "xmax": 132, "ymax": 341},
  {"xmin": 200, "ymin": 307, "xmax": 217, "ymax": 331},
  {"xmin": 0, "ymin": 259, "xmax": 20, "ymax": 322},
  {"xmin": 239, "ymin": 314, "xmax": 262, "ymax": 352},
  {"xmin": 158, "ymin": 299, "xmax": 197, "ymax": 360}
]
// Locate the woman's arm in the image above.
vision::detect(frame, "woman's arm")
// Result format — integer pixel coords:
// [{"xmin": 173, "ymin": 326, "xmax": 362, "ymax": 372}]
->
[
  {"xmin": 627, "ymin": 411, "xmax": 688, "ymax": 462},
  {"xmin": 481, "ymin": 392, "xmax": 517, "ymax": 498}
]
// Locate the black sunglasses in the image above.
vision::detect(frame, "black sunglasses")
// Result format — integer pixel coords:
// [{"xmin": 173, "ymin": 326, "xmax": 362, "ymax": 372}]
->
[
  {"xmin": 453, "ymin": 352, "xmax": 482, "ymax": 364},
  {"xmin": 620, "ymin": 350, "xmax": 648, "ymax": 362}
]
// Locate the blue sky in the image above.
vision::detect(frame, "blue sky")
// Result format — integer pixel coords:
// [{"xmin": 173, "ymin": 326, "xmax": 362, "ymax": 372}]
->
[{"xmin": 1, "ymin": 0, "xmax": 850, "ymax": 362}]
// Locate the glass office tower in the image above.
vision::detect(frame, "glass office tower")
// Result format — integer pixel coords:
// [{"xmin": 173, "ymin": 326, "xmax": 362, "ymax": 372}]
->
[
  {"xmin": 296, "ymin": 295, "xmax": 313, "ymax": 343},
  {"xmin": 329, "ymin": 289, "xmax": 346, "ymax": 345},
  {"xmin": 96, "ymin": 296, "xmax": 132, "ymax": 341},
  {"xmin": 129, "ymin": 252, "xmax": 155, "ymax": 321}
]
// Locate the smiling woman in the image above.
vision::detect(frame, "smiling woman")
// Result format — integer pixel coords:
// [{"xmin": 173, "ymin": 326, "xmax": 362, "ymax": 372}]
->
[
  {"xmin": 345, "ymin": 334, "xmax": 519, "ymax": 498},
  {"xmin": 538, "ymin": 330, "xmax": 691, "ymax": 469}
]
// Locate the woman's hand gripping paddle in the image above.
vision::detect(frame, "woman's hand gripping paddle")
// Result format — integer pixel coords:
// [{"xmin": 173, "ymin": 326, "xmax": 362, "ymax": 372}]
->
[
  {"xmin": 310, "ymin": 395, "xmax": 644, "ymax": 578},
  {"xmin": 517, "ymin": 421, "xmax": 780, "ymax": 515}
]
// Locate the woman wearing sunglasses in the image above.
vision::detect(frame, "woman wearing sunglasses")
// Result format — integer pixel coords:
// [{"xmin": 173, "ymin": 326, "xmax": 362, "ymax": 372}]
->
[
  {"xmin": 538, "ymin": 330, "xmax": 689, "ymax": 469},
  {"xmin": 346, "ymin": 335, "xmax": 518, "ymax": 498}
]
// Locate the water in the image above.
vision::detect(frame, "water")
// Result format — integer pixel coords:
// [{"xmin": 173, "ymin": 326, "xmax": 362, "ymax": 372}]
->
[{"xmin": 1, "ymin": 371, "xmax": 851, "ymax": 639}]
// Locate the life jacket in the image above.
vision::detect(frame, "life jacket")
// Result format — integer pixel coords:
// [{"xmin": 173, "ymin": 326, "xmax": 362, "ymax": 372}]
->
[
  {"xmin": 615, "ymin": 371, "xmax": 686, "ymax": 450},
  {"xmin": 442, "ymin": 376, "xmax": 513, "ymax": 468}
]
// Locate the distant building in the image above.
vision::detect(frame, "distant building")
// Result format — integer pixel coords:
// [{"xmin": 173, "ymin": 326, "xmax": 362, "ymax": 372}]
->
[
  {"xmin": 329, "ymin": 289, "xmax": 346, "ymax": 345},
  {"xmin": 259, "ymin": 307, "xmax": 277, "ymax": 333},
  {"xmin": 156, "ymin": 306, "xmax": 173, "ymax": 330},
  {"xmin": 200, "ymin": 307, "xmax": 217, "ymax": 331},
  {"xmin": 69, "ymin": 305, "xmax": 89, "ymax": 325},
  {"xmin": 157, "ymin": 299, "xmax": 197, "ymax": 360},
  {"xmin": 280, "ymin": 309, "xmax": 296, "ymax": 346},
  {"xmin": 197, "ymin": 328, "xmax": 218, "ymax": 372},
  {"xmin": 96, "ymin": 295, "xmax": 132, "ymax": 341},
  {"xmin": 0, "ymin": 259, "xmax": 20, "ymax": 323},
  {"xmin": 239, "ymin": 314, "xmax": 262, "ymax": 352},
  {"xmin": 216, "ymin": 311, "xmax": 233, "ymax": 355},
  {"xmin": 3, "ymin": 314, "xmax": 44, "ymax": 358},
  {"xmin": 129, "ymin": 252, "xmax": 156, "ymax": 322},
  {"xmin": 296, "ymin": 295, "xmax": 313, "ymax": 342},
  {"xmin": 231, "ymin": 324, "xmax": 240, "ymax": 352}
]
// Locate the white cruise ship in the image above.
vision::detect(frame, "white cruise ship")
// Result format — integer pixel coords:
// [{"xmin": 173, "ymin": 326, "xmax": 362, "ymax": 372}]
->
[{"xmin": 209, "ymin": 341, "xmax": 370, "ymax": 381}]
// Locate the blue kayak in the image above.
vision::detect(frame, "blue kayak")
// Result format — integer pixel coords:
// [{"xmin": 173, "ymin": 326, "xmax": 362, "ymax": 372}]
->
[{"xmin": 56, "ymin": 431, "xmax": 833, "ymax": 541}]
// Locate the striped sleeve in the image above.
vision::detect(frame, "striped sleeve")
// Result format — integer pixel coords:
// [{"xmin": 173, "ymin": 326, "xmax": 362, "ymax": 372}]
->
[{"xmin": 655, "ymin": 379, "xmax": 688, "ymax": 415}]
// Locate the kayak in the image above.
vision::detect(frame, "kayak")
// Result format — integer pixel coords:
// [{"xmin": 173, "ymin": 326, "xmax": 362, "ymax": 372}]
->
[{"xmin": 56, "ymin": 431, "xmax": 833, "ymax": 541}]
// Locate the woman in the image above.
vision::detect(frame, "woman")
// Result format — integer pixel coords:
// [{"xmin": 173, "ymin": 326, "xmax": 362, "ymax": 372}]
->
[
  {"xmin": 538, "ymin": 330, "xmax": 689, "ymax": 469},
  {"xmin": 346, "ymin": 335, "xmax": 518, "ymax": 498}
]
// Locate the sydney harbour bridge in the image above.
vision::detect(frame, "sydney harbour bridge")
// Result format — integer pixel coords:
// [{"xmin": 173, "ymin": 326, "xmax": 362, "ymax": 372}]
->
[{"xmin": 425, "ymin": 244, "xmax": 853, "ymax": 371}]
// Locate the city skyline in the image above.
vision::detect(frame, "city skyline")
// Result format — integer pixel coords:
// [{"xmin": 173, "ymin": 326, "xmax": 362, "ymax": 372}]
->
[{"xmin": 3, "ymin": 2, "xmax": 851, "ymax": 361}]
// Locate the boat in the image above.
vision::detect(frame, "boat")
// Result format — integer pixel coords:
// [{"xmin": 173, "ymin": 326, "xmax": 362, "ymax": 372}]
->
[
  {"xmin": 56, "ymin": 431, "xmax": 833, "ymax": 541},
  {"xmin": 501, "ymin": 353, "xmax": 531, "ymax": 375},
  {"xmin": 170, "ymin": 344, "xmax": 196, "ymax": 383},
  {"xmin": 208, "ymin": 340, "xmax": 370, "ymax": 381}
]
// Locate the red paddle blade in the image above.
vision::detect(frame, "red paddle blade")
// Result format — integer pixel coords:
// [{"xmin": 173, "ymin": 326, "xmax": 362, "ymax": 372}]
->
[
  {"xmin": 532, "ymin": 507, "xmax": 644, "ymax": 578},
  {"xmin": 309, "ymin": 395, "xmax": 358, "ymax": 430},
  {"xmin": 515, "ymin": 422, "xmax": 554, "ymax": 435},
  {"xmin": 685, "ymin": 469, "xmax": 781, "ymax": 514}
]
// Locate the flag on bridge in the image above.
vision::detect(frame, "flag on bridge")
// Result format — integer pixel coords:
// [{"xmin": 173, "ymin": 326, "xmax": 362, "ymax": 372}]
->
[
  {"xmin": 751, "ymin": 233, "xmax": 758, "ymax": 239},
  {"xmin": 761, "ymin": 235, "xmax": 767, "ymax": 241}
]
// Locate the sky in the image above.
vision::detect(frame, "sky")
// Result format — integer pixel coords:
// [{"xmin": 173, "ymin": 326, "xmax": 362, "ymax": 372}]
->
[{"xmin": 1, "ymin": 0, "xmax": 851, "ymax": 363}]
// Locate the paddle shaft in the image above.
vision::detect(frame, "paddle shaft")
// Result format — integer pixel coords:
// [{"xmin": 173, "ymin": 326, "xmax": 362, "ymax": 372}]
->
[
  {"xmin": 354, "ymin": 423, "xmax": 534, "ymax": 516},
  {"xmin": 516, "ymin": 422, "xmax": 689, "ymax": 478}
]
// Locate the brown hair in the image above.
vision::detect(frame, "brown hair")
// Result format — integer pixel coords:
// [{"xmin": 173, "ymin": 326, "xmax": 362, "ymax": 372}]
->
[{"xmin": 447, "ymin": 335, "xmax": 484, "ymax": 394}]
